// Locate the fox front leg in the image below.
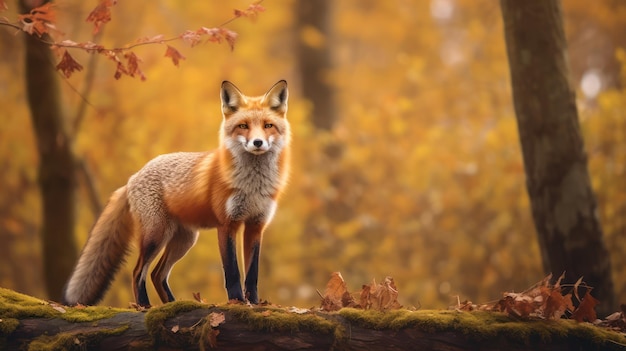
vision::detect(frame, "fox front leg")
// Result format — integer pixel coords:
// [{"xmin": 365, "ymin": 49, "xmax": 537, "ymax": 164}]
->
[
  {"xmin": 243, "ymin": 221, "xmax": 265, "ymax": 304},
  {"xmin": 217, "ymin": 222, "xmax": 245, "ymax": 302}
]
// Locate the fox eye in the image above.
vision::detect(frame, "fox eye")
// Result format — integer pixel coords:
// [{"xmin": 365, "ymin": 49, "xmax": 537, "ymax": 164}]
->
[
  {"xmin": 264, "ymin": 123, "xmax": 273, "ymax": 129},
  {"xmin": 238, "ymin": 124, "xmax": 248, "ymax": 129}
]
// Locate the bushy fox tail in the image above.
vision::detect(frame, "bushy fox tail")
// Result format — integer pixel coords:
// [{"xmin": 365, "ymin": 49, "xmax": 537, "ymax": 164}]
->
[{"xmin": 62, "ymin": 186, "xmax": 134, "ymax": 305}]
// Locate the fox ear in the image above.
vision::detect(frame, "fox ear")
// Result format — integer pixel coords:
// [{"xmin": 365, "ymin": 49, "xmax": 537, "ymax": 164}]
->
[
  {"xmin": 221, "ymin": 81, "xmax": 245, "ymax": 116},
  {"xmin": 264, "ymin": 80, "xmax": 288, "ymax": 115}
]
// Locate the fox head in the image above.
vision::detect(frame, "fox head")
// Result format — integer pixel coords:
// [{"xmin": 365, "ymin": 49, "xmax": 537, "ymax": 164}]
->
[{"xmin": 220, "ymin": 80, "xmax": 289, "ymax": 156}]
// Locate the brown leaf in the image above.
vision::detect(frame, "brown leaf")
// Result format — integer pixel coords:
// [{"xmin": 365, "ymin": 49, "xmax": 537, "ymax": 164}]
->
[
  {"xmin": 135, "ymin": 34, "xmax": 165, "ymax": 44},
  {"xmin": 221, "ymin": 28, "xmax": 238, "ymax": 51},
  {"xmin": 208, "ymin": 312, "xmax": 225, "ymax": 328},
  {"xmin": 362, "ymin": 277, "xmax": 402, "ymax": 311},
  {"xmin": 200, "ymin": 27, "xmax": 238, "ymax": 51},
  {"xmin": 165, "ymin": 45, "xmax": 186, "ymax": 67},
  {"xmin": 233, "ymin": 2, "xmax": 265, "ymax": 21},
  {"xmin": 49, "ymin": 303, "xmax": 66, "ymax": 314},
  {"xmin": 56, "ymin": 50, "xmax": 83, "ymax": 78},
  {"xmin": 18, "ymin": 3, "xmax": 56, "ymax": 37},
  {"xmin": 171, "ymin": 325, "xmax": 179, "ymax": 333},
  {"xmin": 572, "ymin": 292, "xmax": 599, "ymax": 322},
  {"xmin": 543, "ymin": 290, "xmax": 573, "ymax": 320},
  {"xmin": 180, "ymin": 30, "xmax": 202, "ymax": 47},
  {"xmin": 128, "ymin": 302, "xmax": 146, "ymax": 311},
  {"xmin": 86, "ymin": 0, "xmax": 116, "ymax": 34},
  {"xmin": 456, "ymin": 299, "xmax": 475, "ymax": 311},
  {"xmin": 287, "ymin": 306, "xmax": 310, "ymax": 314},
  {"xmin": 359, "ymin": 284, "xmax": 371, "ymax": 310},
  {"xmin": 124, "ymin": 52, "xmax": 146, "ymax": 81},
  {"xmin": 321, "ymin": 272, "xmax": 349, "ymax": 311},
  {"xmin": 192, "ymin": 292, "xmax": 205, "ymax": 303},
  {"xmin": 572, "ymin": 276, "xmax": 584, "ymax": 302}
]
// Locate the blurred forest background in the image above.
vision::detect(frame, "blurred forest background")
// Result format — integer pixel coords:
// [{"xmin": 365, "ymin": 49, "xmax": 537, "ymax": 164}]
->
[{"xmin": 0, "ymin": 0, "xmax": 624, "ymax": 310}]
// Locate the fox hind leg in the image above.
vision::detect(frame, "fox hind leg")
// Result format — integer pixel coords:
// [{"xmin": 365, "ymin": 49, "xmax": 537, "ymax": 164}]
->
[
  {"xmin": 151, "ymin": 226, "xmax": 199, "ymax": 303},
  {"xmin": 132, "ymin": 220, "xmax": 175, "ymax": 307}
]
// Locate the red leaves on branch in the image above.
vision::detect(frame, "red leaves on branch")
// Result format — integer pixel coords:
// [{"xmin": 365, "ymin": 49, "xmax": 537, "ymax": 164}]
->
[
  {"xmin": 200, "ymin": 27, "xmax": 238, "ymax": 50},
  {"xmin": 233, "ymin": 2, "xmax": 265, "ymax": 21},
  {"xmin": 86, "ymin": 0, "xmax": 117, "ymax": 34},
  {"xmin": 165, "ymin": 45, "xmax": 186, "ymax": 67},
  {"xmin": 56, "ymin": 50, "xmax": 83, "ymax": 78},
  {"xmin": 18, "ymin": 3, "xmax": 57, "ymax": 37},
  {"xmin": 106, "ymin": 51, "xmax": 145, "ymax": 81},
  {"xmin": 179, "ymin": 27, "xmax": 238, "ymax": 50},
  {"xmin": 124, "ymin": 52, "xmax": 146, "ymax": 81},
  {"xmin": 2, "ymin": 1, "xmax": 264, "ymax": 79}
]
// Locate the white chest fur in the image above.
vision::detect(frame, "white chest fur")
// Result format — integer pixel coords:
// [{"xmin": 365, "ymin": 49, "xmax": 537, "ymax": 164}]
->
[{"xmin": 225, "ymin": 151, "xmax": 281, "ymax": 223}]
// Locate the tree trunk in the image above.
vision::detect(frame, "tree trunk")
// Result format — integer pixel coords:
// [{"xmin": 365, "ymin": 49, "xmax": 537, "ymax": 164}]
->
[
  {"xmin": 19, "ymin": 0, "xmax": 78, "ymax": 301},
  {"xmin": 296, "ymin": 0, "xmax": 336, "ymax": 130},
  {"xmin": 499, "ymin": 0, "xmax": 615, "ymax": 316}
]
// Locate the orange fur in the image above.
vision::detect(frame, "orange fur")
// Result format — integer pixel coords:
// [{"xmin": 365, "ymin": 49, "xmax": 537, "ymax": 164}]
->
[{"xmin": 63, "ymin": 80, "xmax": 290, "ymax": 307}]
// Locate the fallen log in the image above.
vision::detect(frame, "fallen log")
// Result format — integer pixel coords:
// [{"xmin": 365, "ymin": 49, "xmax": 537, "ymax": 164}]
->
[{"xmin": 1, "ymin": 288, "xmax": 624, "ymax": 350}]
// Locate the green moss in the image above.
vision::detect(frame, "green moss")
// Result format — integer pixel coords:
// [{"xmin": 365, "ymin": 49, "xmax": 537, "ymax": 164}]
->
[
  {"xmin": 339, "ymin": 309, "xmax": 626, "ymax": 349},
  {"xmin": 144, "ymin": 300, "xmax": 206, "ymax": 342},
  {"xmin": 224, "ymin": 304, "xmax": 339, "ymax": 336},
  {"xmin": 0, "ymin": 287, "xmax": 127, "ymax": 322},
  {"xmin": 0, "ymin": 317, "xmax": 20, "ymax": 335},
  {"xmin": 0, "ymin": 287, "xmax": 134, "ymax": 349},
  {"xmin": 26, "ymin": 325, "xmax": 129, "ymax": 351}
]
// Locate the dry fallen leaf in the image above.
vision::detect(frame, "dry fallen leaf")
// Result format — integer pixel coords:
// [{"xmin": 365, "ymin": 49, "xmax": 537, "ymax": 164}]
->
[
  {"xmin": 129, "ymin": 302, "xmax": 146, "ymax": 311},
  {"xmin": 49, "ymin": 303, "xmax": 66, "ymax": 314},
  {"xmin": 171, "ymin": 325, "xmax": 180, "ymax": 333},
  {"xmin": 192, "ymin": 292, "xmax": 205, "ymax": 304},
  {"xmin": 320, "ymin": 272, "xmax": 402, "ymax": 311},
  {"xmin": 287, "ymin": 306, "xmax": 310, "ymax": 314},
  {"xmin": 209, "ymin": 312, "xmax": 225, "ymax": 328},
  {"xmin": 321, "ymin": 272, "xmax": 350, "ymax": 311},
  {"xmin": 572, "ymin": 292, "xmax": 599, "ymax": 323}
]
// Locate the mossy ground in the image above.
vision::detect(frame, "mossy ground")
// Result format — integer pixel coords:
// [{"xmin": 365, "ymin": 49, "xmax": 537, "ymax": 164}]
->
[
  {"xmin": 0, "ymin": 287, "xmax": 127, "ymax": 322},
  {"xmin": 2, "ymin": 288, "xmax": 625, "ymax": 350},
  {"xmin": 223, "ymin": 304, "xmax": 339, "ymax": 335},
  {"xmin": 339, "ymin": 308, "xmax": 626, "ymax": 348},
  {"xmin": 0, "ymin": 287, "xmax": 131, "ymax": 350},
  {"xmin": 144, "ymin": 300, "xmax": 206, "ymax": 342}
]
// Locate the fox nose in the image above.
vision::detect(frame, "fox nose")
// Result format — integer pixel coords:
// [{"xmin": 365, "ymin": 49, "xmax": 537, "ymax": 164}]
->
[{"xmin": 253, "ymin": 139, "xmax": 264, "ymax": 148}]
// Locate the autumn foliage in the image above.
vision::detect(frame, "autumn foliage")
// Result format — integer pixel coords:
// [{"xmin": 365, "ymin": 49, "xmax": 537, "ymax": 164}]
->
[
  {"xmin": 1, "ymin": 0, "xmax": 625, "ymax": 324},
  {"xmin": 0, "ymin": 0, "xmax": 265, "ymax": 80}
]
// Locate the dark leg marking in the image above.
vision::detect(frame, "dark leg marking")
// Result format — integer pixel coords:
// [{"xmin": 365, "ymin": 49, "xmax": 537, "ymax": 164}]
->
[
  {"xmin": 244, "ymin": 242, "xmax": 261, "ymax": 304},
  {"xmin": 224, "ymin": 236, "xmax": 244, "ymax": 301}
]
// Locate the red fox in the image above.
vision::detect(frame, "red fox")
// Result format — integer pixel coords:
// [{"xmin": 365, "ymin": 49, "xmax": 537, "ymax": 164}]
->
[{"xmin": 62, "ymin": 80, "xmax": 290, "ymax": 307}]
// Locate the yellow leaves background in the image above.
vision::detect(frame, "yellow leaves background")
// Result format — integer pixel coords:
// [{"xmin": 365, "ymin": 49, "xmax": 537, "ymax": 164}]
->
[{"xmin": 0, "ymin": 0, "xmax": 624, "ymax": 309}]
